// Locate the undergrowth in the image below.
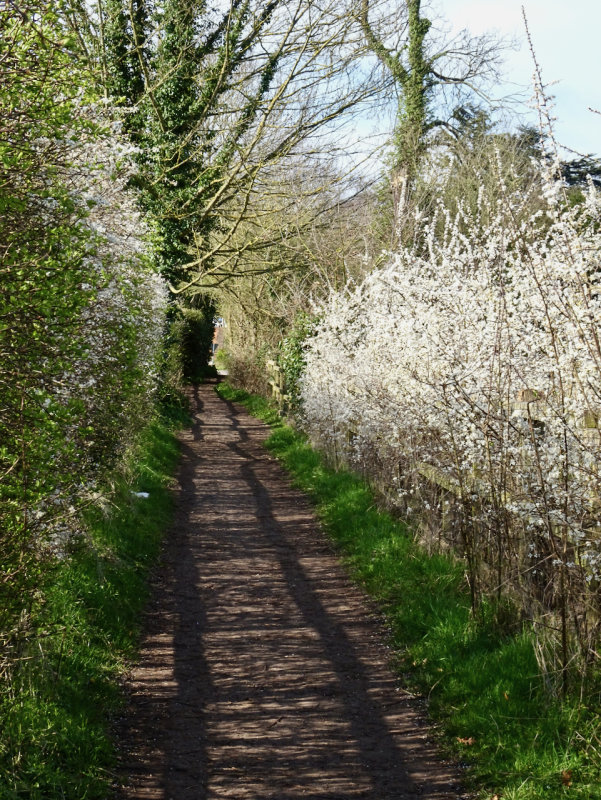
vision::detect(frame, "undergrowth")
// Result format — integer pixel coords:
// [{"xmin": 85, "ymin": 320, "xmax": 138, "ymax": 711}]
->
[
  {"xmin": 0, "ymin": 405, "xmax": 185, "ymax": 800},
  {"xmin": 216, "ymin": 382, "xmax": 601, "ymax": 800}
]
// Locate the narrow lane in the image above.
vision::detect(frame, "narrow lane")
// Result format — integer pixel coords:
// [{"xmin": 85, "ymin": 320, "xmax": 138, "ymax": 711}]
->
[{"xmin": 116, "ymin": 381, "xmax": 464, "ymax": 800}]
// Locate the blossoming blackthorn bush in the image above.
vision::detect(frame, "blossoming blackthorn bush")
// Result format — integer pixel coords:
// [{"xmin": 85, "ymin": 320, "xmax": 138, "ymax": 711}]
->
[
  {"xmin": 0, "ymin": 4, "xmax": 167, "ymax": 637},
  {"xmin": 302, "ymin": 161, "xmax": 601, "ymax": 683}
]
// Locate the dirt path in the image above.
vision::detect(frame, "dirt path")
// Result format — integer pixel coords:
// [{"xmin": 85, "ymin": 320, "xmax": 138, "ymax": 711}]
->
[{"xmin": 116, "ymin": 381, "xmax": 465, "ymax": 799}]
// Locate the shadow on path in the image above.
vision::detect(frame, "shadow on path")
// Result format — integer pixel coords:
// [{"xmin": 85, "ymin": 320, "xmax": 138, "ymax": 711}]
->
[{"xmin": 116, "ymin": 382, "xmax": 464, "ymax": 800}]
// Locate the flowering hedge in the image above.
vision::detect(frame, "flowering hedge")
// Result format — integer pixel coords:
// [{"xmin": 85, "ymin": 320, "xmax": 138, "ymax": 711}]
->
[
  {"xmin": 0, "ymin": 6, "xmax": 167, "ymax": 635},
  {"xmin": 301, "ymin": 169, "xmax": 601, "ymax": 684}
]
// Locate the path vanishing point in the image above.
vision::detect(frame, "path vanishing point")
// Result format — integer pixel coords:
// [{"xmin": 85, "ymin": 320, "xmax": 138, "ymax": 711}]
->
[{"xmin": 116, "ymin": 380, "xmax": 466, "ymax": 800}]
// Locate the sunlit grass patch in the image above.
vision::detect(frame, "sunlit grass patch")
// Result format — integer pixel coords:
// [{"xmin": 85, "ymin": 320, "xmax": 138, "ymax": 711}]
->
[
  {"xmin": 0, "ymin": 411, "xmax": 182, "ymax": 800},
  {"xmin": 216, "ymin": 381, "xmax": 283, "ymax": 426}
]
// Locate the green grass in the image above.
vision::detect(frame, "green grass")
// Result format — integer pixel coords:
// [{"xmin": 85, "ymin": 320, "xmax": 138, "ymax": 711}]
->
[
  {"xmin": 216, "ymin": 381, "xmax": 282, "ymax": 426},
  {"xmin": 0, "ymin": 406, "xmax": 185, "ymax": 800},
  {"xmin": 217, "ymin": 382, "xmax": 601, "ymax": 800}
]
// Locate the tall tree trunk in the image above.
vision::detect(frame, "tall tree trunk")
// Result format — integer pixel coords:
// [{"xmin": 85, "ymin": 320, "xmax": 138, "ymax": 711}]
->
[{"xmin": 359, "ymin": 0, "xmax": 431, "ymax": 235}]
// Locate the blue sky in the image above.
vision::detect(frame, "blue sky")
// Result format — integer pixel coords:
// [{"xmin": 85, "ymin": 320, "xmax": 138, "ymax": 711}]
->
[{"xmin": 438, "ymin": 0, "xmax": 601, "ymax": 157}]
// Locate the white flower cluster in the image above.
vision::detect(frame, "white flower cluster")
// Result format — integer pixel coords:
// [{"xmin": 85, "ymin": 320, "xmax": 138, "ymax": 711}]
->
[
  {"xmin": 302, "ymin": 172, "xmax": 601, "ymax": 634},
  {"xmin": 67, "ymin": 117, "xmax": 168, "ymax": 402},
  {"xmin": 34, "ymin": 110, "xmax": 168, "ymax": 552}
]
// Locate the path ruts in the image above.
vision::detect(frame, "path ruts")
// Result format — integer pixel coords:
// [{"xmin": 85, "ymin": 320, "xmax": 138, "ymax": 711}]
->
[{"xmin": 116, "ymin": 381, "xmax": 465, "ymax": 799}]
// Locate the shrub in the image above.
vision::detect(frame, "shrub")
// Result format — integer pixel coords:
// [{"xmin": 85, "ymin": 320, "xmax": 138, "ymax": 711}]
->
[
  {"xmin": 301, "ymin": 161, "xmax": 601, "ymax": 691},
  {"xmin": 0, "ymin": 1, "xmax": 167, "ymax": 652}
]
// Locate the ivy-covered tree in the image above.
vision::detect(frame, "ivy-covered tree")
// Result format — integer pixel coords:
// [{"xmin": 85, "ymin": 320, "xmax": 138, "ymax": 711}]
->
[
  {"xmin": 357, "ymin": 0, "xmax": 504, "ymax": 228},
  {"xmin": 71, "ymin": 0, "xmax": 378, "ymax": 292}
]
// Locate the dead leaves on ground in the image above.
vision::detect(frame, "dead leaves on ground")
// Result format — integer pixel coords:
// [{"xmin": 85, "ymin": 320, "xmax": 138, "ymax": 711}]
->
[{"xmin": 561, "ymin": 769, "xmax": 573, "ymax": 787}]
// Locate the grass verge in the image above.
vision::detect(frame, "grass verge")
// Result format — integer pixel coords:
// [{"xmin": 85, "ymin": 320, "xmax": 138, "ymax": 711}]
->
[
  {"xmin": 216, "ymin": 382, "xmax": 601, "ymax": 800},
  {"xmin": 0, "ymin": 405, "xmax": 185, "ymax": 800}
]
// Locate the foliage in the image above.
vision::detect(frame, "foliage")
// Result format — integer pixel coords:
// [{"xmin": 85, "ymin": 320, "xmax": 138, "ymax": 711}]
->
[
  {"xmin": 301, "ymin": 162, "xmax": 601, "ymax": 694},
  {"xmin": 213, "ymin": 171, "xmax": 383, "ymax": 397},
  {"xmin": 357, "ymin": 0, "xmax": 504, "ymax": 224},
  {"xmin": 225, "ymin": 341, "xmax": 275, "ymax": 397},
  {"xmin": 93, "ymin": 0, "xmax": 379, "ymax": 389},
  {"xmin": 0, "ymin": 0, "xmax": 168, "ymax": 748},
  {"xmin": 0, "ymin": 411, "xmax": 182, "ymax": 799},
  {"xmin": 98, "ymin": 0, "xmax": 275, "ymax": 286},
  {"xmin": 215, "ymin": 382, "xmax": 282, "ymax": 427},
  {"xmin": 175, "ymin": 302, "xmax": 217, "ymax": 384},
  {"xmin": 561, "ymin": 155, "xmax": 601, "ymax": 189},
  {"xmin": 73, "ymin": 0, "xmax": 382, "ymax": 295},
  {"xmin": 218, "ymin": 382, "xmax": 601, "ymax": 799},
  {"xmin": 277, "ymin": 313, "xmax": 318, "ymax": 416},
  {"xmin": 428, "ymin": 115, "xmax": 545, "ymax": 229}
]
